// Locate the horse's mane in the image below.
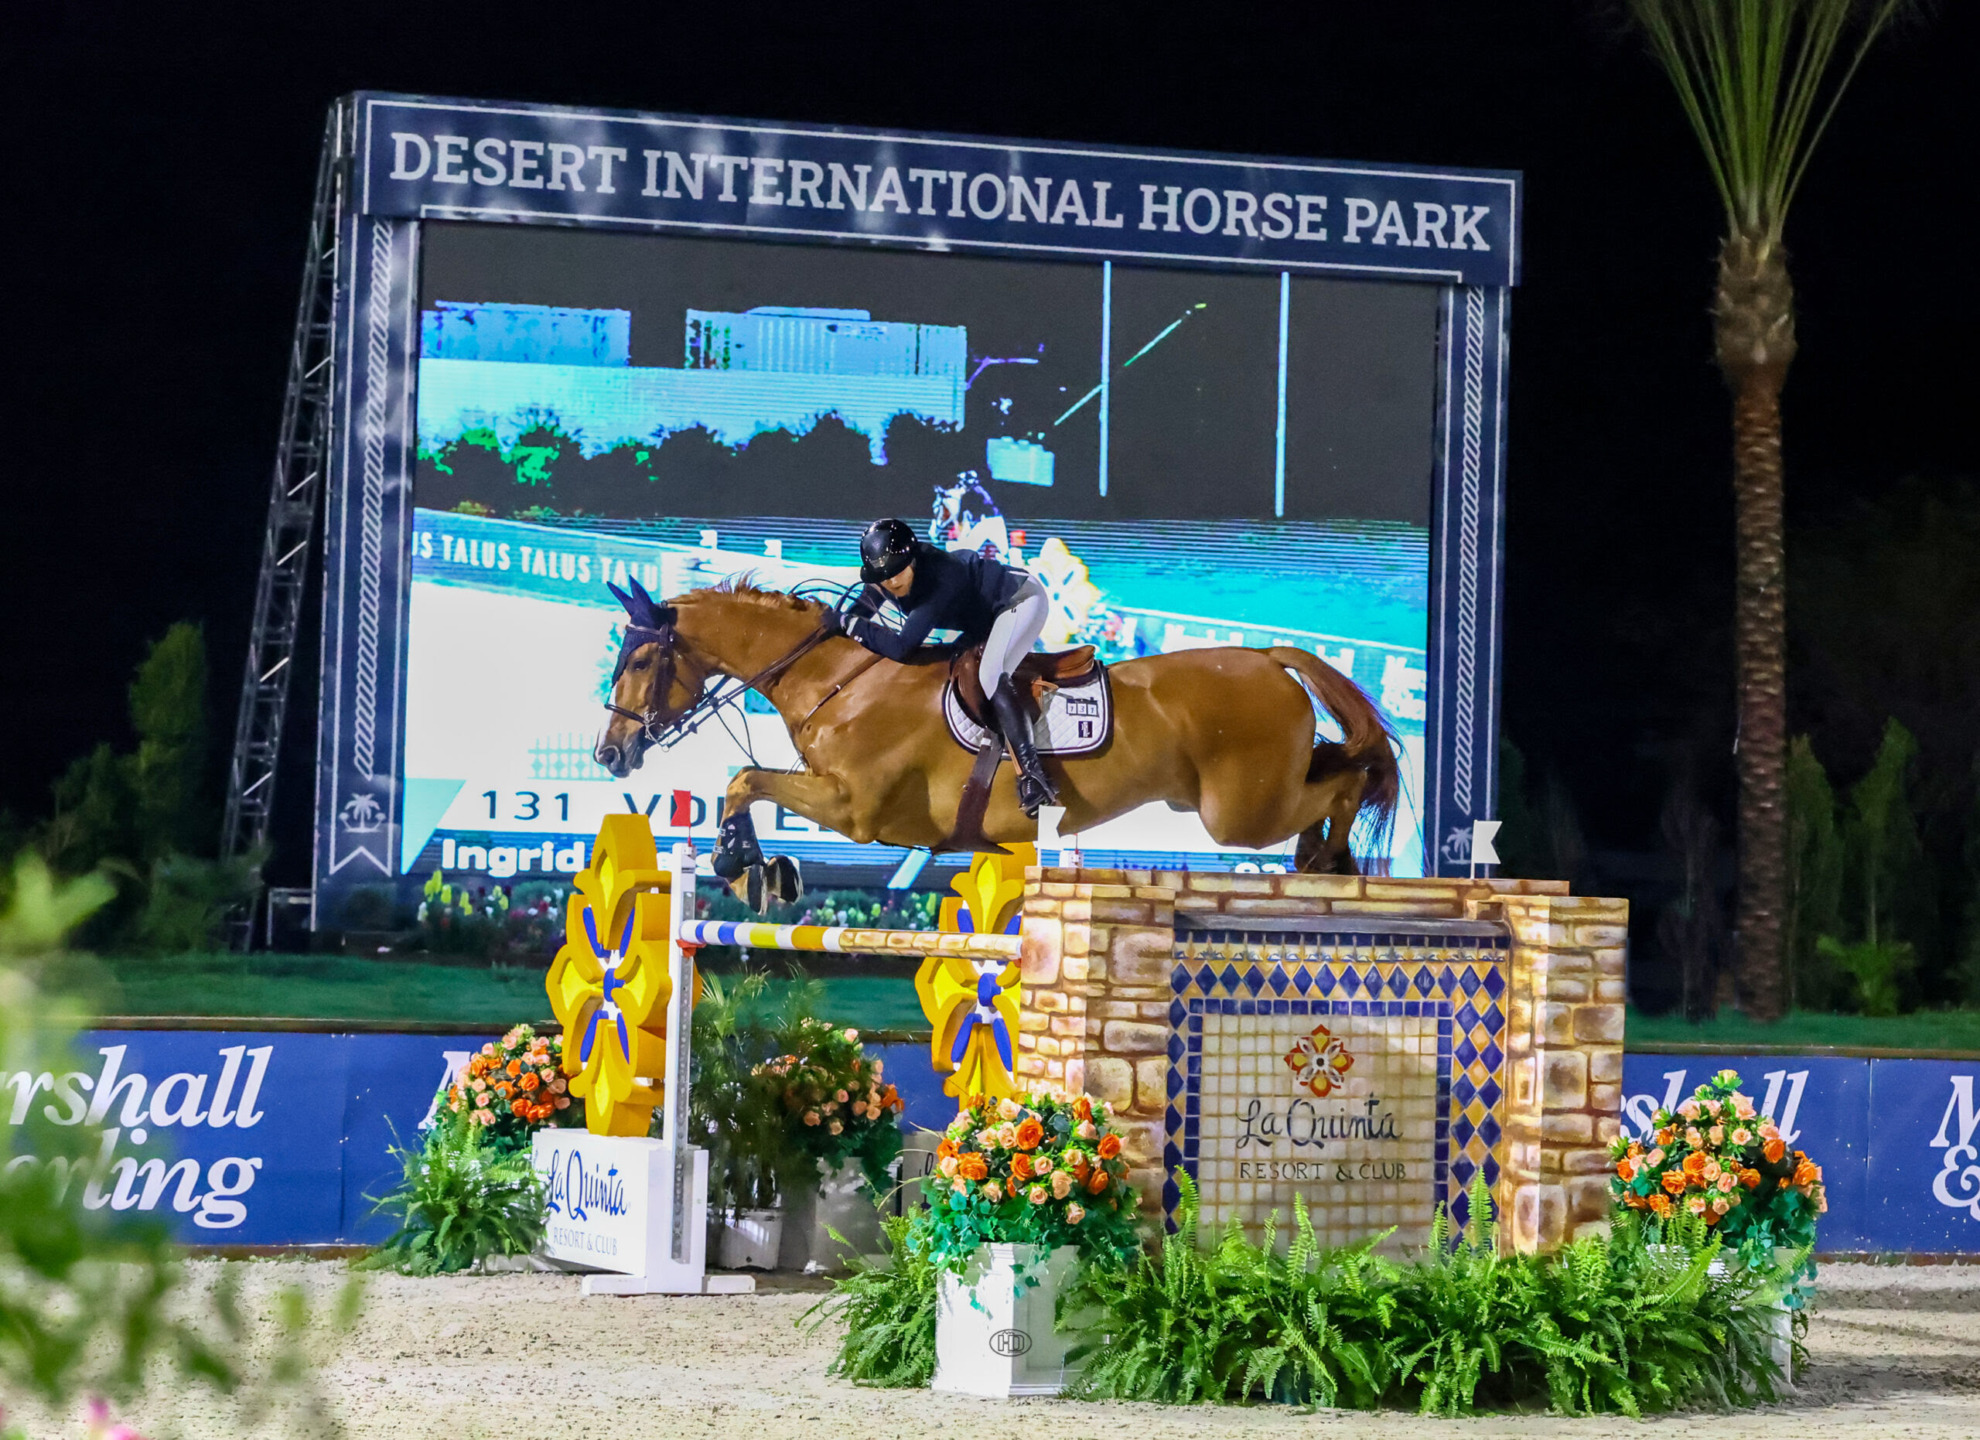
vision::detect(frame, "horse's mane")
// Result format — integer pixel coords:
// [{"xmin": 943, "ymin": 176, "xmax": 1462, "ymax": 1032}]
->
[{"xmin": 681, "ymin": 575, "xmax": 824, "ymax": 613}]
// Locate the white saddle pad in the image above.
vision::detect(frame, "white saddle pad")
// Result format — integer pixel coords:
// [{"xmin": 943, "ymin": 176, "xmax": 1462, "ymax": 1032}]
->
[{"xmin": 942, "ymin": 669, "xmax": 1112, "ymax": 756}]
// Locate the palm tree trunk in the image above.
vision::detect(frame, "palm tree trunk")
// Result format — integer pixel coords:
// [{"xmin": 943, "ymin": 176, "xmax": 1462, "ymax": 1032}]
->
[{"xmin": 1717, "ymin": 230, "xmax": 1795, "ymax": 1022}]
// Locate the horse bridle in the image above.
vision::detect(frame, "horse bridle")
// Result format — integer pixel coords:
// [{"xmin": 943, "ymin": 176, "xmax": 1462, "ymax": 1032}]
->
[{"xmin": 602, "ymin": 613, "xmax": 840, "ymax": 750}]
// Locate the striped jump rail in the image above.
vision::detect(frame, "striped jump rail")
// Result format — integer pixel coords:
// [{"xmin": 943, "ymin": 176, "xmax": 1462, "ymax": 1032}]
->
[{"xmin": 675, "ymin": 919, "xmax": 1020, "ymax": 962}]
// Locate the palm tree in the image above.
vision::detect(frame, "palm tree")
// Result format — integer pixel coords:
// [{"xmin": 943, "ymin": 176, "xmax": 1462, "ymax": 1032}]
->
[{"xmin": 1626, "ymin": 0, "xmax": 1904, "ymax": 1020}]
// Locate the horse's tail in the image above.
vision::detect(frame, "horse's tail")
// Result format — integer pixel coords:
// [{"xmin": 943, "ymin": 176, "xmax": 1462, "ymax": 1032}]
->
[{"xmin": 1268, "ymin": 646, "xmax": 1400, "ymax": 858}]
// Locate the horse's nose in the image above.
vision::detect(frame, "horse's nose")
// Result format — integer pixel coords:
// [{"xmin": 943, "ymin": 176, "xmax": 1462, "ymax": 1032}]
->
[{"xmin": 596, "ymin": 742, "xmax": 622, "ymax": 774}]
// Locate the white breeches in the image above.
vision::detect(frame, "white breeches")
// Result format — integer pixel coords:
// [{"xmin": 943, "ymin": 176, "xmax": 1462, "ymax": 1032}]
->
[{"xmin": 981, "ymin": 577, "xmax": 1050, "ymax": 691}]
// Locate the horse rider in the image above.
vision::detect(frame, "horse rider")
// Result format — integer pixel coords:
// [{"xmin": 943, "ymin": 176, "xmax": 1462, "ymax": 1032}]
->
[{"xmin": 827, "ymin": 517, "xmax": 1059, "ymax": 816}]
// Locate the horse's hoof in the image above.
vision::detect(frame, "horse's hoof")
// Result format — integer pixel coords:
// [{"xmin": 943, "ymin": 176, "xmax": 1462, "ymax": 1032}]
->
[
  {"xmin": 728, "ymin": 865, "xmax": 767, "ymax": 912},
  {"xmin": 764, "ymin": 855, "xmax": 803, "ymax": 906}
]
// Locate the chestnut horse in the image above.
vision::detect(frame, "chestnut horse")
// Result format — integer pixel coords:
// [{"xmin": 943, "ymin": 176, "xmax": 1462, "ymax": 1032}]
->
[{"xmin": 594, "ymin": 580, "xmax": 1398, "ymax": 892}]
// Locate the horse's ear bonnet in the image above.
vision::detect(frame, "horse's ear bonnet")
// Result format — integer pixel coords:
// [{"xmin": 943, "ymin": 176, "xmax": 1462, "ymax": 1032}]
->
[
  {"xmin": 607, "ymin": 579, "xmax": 675, "ymax": 631},
  {"xmin": 607, "ymin": 580, "xmax": 677, "ymax": 682}
]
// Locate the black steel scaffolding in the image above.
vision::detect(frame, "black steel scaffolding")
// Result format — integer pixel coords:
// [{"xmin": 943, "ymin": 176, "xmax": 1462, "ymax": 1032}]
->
[{"xmin": 219, "ymin": 101, "xmax": 349, "ymax": 946}]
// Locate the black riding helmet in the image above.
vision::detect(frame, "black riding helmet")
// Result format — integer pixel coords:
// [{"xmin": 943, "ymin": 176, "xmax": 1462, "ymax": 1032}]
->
[{"xmin": 859, "ymin": 517, "xmax": 919, "ymax": 584}]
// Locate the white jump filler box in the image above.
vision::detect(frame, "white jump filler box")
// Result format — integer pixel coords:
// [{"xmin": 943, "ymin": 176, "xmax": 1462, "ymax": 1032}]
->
[{"xmin": 531, "ymin": 1132, "xmax": 740, "ymax": 1295}]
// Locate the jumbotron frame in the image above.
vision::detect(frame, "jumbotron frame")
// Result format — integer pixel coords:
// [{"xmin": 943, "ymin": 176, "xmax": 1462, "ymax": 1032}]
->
[{"xmin": 222, "ymin": 91, "xmax": 1519, "ymax": 937}]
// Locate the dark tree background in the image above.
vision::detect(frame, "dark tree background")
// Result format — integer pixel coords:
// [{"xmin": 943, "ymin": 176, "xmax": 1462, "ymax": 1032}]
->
[{"xmin": 5, "ymin": 3, "xmax": 1974, "ymax": 999}]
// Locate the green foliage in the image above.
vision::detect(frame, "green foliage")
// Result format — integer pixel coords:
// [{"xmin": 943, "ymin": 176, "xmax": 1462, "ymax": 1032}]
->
[
  {"xmin": 921, "ymin": 1092, "xmax": 1142, "ymax": 1278},
  {"xmin": 1056, "ymin": 1174, "xmax": 1786, "ymax": 1415},
  {"xmin": 804, "ymin": 1211, "xmax": 940, "ymax": 1387},
  {"xmin": 1792, "ymin": 476, "xmax": 1980, "ymax": 1007},
  {"xmin": 1067, "ymin": 1174, "xmax": 1393, "ymax": 1406},
  {"xmin": 44, "ymin": 743, "xmax": 131, "ymax": 878},
  {"xmin": 418, "ymin": 869, "xmax": 507, "ymax": 954},
  {"xmin": 362, "ymin": 1113, "xmax": 546, "ymax": 1275},
  {"xmin": 126, "ymin": 623, "xmax": 210, "ymax": 861},
  {"xmin": 1627, "ymin": 0, "xmax": 1905, "ymax": 239},
  {"xmin": 1, "ymin": 853, "xmax": 354, "ymax": 1431},
  {"xmin": 37, "ymin": 624, "xmax": 250, "ymax": 953},
  {"xmin": 688, "ymin": 971, "xmax": 816, "ymax": 1211},
  {"xmin": 756, "ymin": 1016, "xmax": 904, "ymax": 1196},
  {"xmin": 1803, "ymin": 718, "xmax": 1932, "ymax": 1013},
  {"xmin": 701, "ymin": 883, "xmax": 940, "ymax": 932},
  {"xmin": 1815, "ymin": 934, "xmax": 1913, "ymax": 1017},
  {"xmin": 1784, "ymin": 735, "xmax": 1844, "ymax": 1008},
  {"xmin": 1843, "ymin": 719, "xmax": 1928, "ymax": 950},
  {"xmin": 1613, "ymin": 1069, "xmax": 1824, "ymax": 1304},
  {"xmin": 131, "ymin": 849, "xmax": 264, "ymax": 954}
]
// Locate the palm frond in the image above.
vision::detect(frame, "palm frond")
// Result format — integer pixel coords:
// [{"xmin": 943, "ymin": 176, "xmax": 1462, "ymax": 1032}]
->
[{"xmin": 1629, "ymin": 0, "xmax": 1904, "ymax": 235}]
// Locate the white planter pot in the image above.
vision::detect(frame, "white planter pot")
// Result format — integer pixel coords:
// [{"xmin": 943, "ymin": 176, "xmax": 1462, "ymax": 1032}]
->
[
  {"xmin": 1705, "ymin": 1251, "xmax": 1798, "ymax": 1387},
  {"xmin": 714, "ymin": 1207, "xmax": 784, "ymax": 1270},
  {"xmin": 932, "ymin": 1243, "xmax": 1083, "ymax": 1398},
  {"xmin": 779, "ymin": 1159, "xmax": 884, "ymax": 1273}
]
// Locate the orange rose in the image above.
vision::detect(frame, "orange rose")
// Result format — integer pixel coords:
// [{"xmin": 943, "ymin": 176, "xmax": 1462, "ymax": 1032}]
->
[
  {"xmin": 1661, "ymin": 1170, "xmax": 1687, "ymax": 1195},
  {"xmin": 936, "ymin": 1138, "xmax": 959, "ymax": 1161},
  {"xmin": 1073, "ymin": 1096, "xmax": 1093, "ymax": 1122},
  {"xmin": 1792, "ymin": 1160, "xmax": 1819, "ymax": 1187},
  {"xmin": 506, "ymin": 1059, "xmax": 522, "ymax": 1078},
  {"xmin": 520, "ymin": 1073, "xmax": 540, "ymax": 1092},
  {"xmin": 1015, "ymin": 1117, "xmax": 1045, "ymax": 1151},
  {"xmin": 958, "ymin": 1152, "xmax": 989, "ymax": 1182},
  {"xmin": 1616, "ymin": 1159, "xmax": 1635, "ymax": 1182},
  {"xmin": 1681, "ymin": 1151, "xmax": 1709, "ymax": 1179},
  {"xmin": 510, "ymin": 1099, "xmax": 527, "ymax": 1116},
  {"xmin": 1762, "ymin": 1136, "xmax": 1786, "ymax": 1163},
  {"xmin": 1010, "ymin": 1153, "xmax": 1034, "ymax": 1183},
  {"xmin": 1648, "ymin": 1194, "xmax": 1673, "ymax": 1218},
  {"xmin": 1739, "ymin": 1168, "xmax": 1761, "ymax": 1190},
  {"xmin": 1655, "ymin": 1127, "xmax": 1675, "ymax": 1146},
  {"xmin": 1086, "ymin": 1168, "xmax": 1111, "ymax": 1195},
  {"xmin": 1097, "ymin": 1134, "xmax": 1123, "ymax": 1160}
]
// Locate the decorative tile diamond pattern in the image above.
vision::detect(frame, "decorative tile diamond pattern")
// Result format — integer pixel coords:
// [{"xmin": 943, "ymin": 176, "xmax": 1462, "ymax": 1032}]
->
[{"xmin": 1168, "ymin": 926, "xmax": 1509, "ymax": 1254}]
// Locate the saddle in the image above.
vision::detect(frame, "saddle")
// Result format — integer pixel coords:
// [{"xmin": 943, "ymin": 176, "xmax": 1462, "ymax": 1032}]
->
[{"xmin": 947, "ymin": 643, "xmax": 1098, "ymax": 727}]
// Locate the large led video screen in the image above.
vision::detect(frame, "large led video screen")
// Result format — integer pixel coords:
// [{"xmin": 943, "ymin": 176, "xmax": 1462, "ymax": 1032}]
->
[{"xmin": 398, "ymin": 221, "xmax": 1437, "ymax": 880}]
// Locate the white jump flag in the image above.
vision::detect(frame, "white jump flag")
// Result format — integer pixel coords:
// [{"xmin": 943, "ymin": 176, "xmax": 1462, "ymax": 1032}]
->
[
  {"xmin": 1036, "ymin": 805, "xmax": 1067, "ymax": 867},
  {"xmin": 1469, "ymin": 818, "xmax": 1502, "ymax": 878}
]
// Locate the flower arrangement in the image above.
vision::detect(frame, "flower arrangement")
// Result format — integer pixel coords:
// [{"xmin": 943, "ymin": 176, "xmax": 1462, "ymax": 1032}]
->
[
  {"xmin": 754, "ymin": 1019, "xmax": 906, "ymax": 1194},
  {"xmin": 444, "ymin": 1024, "xmax": 579, "ymax": 1152},
  {"xmin": 921, "ymin": 1090, "xmax": 1141, "ymax": 1274},
  {"xmin": 1609, "ymin": 1068, "xmax": 1825, "ymax": 1286}
]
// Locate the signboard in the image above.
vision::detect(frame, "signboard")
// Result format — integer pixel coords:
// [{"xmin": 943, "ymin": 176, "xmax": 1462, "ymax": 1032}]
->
[
  {"xmin": 1621, "ymin": 1055, "xmax": 1980, "ymax": 1254},
  {"xmin": 309, "ymin": 90, "xmax": 1518, "ymax": 917},
  {"xmin": 1167, "ymin": 927, "xmax": 1510, "ymax": 1249},
  {"xmin": 14, "ymin": 1031, "xmax": 1966, "ymax": 1254},
  {"xmin": 531, "ymin": 1130, "xmax": 709, "ymax": 1291},
  {"xmin": 1, "ymin": 1031, "xmax": 481, "ymax": 1245}
]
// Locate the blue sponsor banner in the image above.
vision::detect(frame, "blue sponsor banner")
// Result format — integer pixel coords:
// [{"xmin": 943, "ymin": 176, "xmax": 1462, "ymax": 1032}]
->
[
  {"xmin": 1622, "ymin": 1054, "xmax": 1980, "ymax": 1255},
  {"xmin": 5, "ymin": 1031, "xmax": 487, "ymax": 1245},
  {"xmin": 354, "ymin": 93, "xmax": 1520, "ymax": 288},
  {"xmin": 20, "ymin": 1035, "xmax": 1969, "ymax": 1251}
]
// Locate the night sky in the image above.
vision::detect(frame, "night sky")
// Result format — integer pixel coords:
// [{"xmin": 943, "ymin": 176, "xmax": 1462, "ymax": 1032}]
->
[{"xmin": 7, "ymin": 2, "xmax": 1973, "ymax": 886}]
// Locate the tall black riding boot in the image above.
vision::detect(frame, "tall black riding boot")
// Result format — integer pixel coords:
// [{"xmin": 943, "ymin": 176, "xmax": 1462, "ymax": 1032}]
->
[{"xmin": 990, "ymin": 678, "xmax": 1058, "ymax": 818}]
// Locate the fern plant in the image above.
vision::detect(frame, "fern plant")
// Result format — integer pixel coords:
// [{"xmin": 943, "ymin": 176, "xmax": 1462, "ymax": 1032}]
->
[
  {"xmin": 363, "ymin": 1115, "xmax": 546, "ymax": 1275},
  {"xmin": 1059, "ymin": 1174, "xmax": 1790, "ymax": 1415},
  {"xmin": 1066, "ymin": 1173, "xmax": 1396, "ymax": 1407},
  {"xmin": 803, "ymin": 1211, "xmax": 939, "ymax": 1387}
]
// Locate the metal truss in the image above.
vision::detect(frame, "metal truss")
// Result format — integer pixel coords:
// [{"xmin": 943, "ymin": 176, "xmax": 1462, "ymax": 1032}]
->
[{"xmin": 220, "ymin": 100, "xmax": 350, "ymax": 946}]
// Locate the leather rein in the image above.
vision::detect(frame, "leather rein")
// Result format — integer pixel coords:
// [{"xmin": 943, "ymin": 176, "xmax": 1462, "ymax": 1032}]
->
[{"xmin": 603, "ymin": 614, "xmax": 843, "ymax": 749}]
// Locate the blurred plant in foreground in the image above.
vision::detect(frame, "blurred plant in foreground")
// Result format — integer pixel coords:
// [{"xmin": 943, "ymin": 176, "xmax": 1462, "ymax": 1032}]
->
[{"xmin": 0, "ymin": 852, "xmax": 358, "ymax": 1436}]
